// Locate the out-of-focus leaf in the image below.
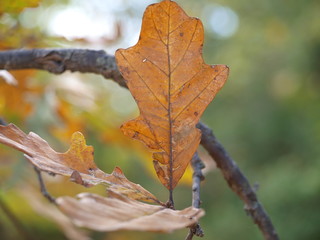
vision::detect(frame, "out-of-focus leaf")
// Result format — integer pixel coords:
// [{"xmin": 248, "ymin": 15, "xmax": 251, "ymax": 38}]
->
[
  {"xmin": 0, "ymin": 0, "xmax": 40, "ymax": 15},
  {"xmin": 116, "ymin": 0, "xmax": 229, "ymax": 190},
  {"xmin": 0, "ymin": 124, "xmax": 158, "ymax": 203},
  {"xmin": 57, "ymin": 192, "xmax": 204, "ymax": 232},
  {"xmin": 0, "ymin": 70, "xmax": 42, "ymax": 121},
  {"xmin": 20, "ymin": 185, "xmax": 91, "ymax": 240},
  {"xmin": 50, "ymin": 99, "xmax": 86, "ymax": 141}
]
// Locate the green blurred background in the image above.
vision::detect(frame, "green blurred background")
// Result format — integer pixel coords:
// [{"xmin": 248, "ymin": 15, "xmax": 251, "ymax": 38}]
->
[{"xmin": 0, "ymin": 0, "xmax": 319, "ymax": 239}]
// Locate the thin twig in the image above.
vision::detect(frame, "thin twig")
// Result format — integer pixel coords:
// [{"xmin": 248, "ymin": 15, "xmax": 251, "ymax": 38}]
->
[
  {"xmin": 0, "ymin": 196, "xmax": 34, "ymax": 240},
  {"xmin": 33, "ymin": 166, "xmax": 56, "ymax": 204},
  {"xmin": 197, "ymin": 122, "xmax": 279, "ymax": 240},
  {"xmin": 185, "ymin": 152, "xmax": 205, "ymax": 240},
  {"xmin": 191, "ymin": 152, "xmax": 205, "ymax": 209},
  {"xmin": 1, "ymin": 118, "xmax": 56, "ymax": 203}
]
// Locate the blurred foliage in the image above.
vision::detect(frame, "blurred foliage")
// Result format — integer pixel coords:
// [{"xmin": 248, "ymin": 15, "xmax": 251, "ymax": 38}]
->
[
  {"xmin": 0, "ymin": 0, "xmax": 319, "ymax": 240},
  {"xmin": 0, "ymin": 0, "xmax": 40, "ymax": 16}
]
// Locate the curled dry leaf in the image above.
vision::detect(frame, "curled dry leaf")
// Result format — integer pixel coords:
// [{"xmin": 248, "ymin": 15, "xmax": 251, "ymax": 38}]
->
[
  {"xmin": 0, "ymin": 123, "xmax": 158, "ymax": 203},
  {"xmin": 0, "ymin": 124, "xmax": 206, "ymax": 232},
  {"xmin": 20, "ymin": 185, "xmax": 91, "ymax": 240},
  {"xmin": 57, "ymin": 192, "xmax": 204, "ymax": 232},
  {"xmin": 116, "ymin": 0, "xmax": 229, "ymax": 190}
]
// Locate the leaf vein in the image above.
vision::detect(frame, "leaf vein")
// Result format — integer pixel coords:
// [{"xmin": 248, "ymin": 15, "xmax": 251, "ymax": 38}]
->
[
  {"xmin": 171, "ymin": 20, "xmax": 199, "ymax": 74},
  {"xmin": 137, "ymin": 52, "xmax": 168, "ymax": 77},
  {"xmin": 119, "ymin": 52, "xmax": 167, "ymax": 111},
  {"xmin": 173, "ymin": 67, "xmax": 228, "ymax": 121},
  {"xmin": 151, "ymin": 8, "xmax": 167, "ymax": 46},
  {"xmin": 171, "ymin": 66, "xmax": 204, "ymax": 96}
]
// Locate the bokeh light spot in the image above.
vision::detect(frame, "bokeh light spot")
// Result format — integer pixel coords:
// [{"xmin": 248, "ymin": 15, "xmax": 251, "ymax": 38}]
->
[{"xmin": 205, "ymin": 5, "xmax": 239, "ymax": 38}]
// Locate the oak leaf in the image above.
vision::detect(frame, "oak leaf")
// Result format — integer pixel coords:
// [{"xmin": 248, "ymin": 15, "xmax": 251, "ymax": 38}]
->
[
  {"xmin": 20, "ymin": 185, "xmax": 91, "ymax": 240},
  {"xmin": 116, "ymin": 0, "xmax": 229, "ymax": 190},
  {"xmin": 57, "ymin": 192, "xmax": 204, "ymax": 232},
  {"xmin": 0, "ymin": 123, "xmax": 158, "ymax": 203},
  {"xmin": 0, "ymin": 123, "xmax": 205, "ymax": 232}
]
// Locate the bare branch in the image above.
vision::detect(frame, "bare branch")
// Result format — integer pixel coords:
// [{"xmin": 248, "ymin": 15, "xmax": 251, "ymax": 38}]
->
[
  {"xmin": 0, "ymin": 49, "xmax": 126, "ymax": 87},
  {"xmin": 0, "ymin": 48, "xmax": 279, "ymax": 240},
  {"xmin": 191, "ymin": 152, "xmax": 205, "ymax": 209},
  {"xmin": 197, "ymin": 122, "xmax": 279, "ymax": 240},
  {"xmin": 186, "ymin": 152, "xmax": 205, "ymax": 240}
]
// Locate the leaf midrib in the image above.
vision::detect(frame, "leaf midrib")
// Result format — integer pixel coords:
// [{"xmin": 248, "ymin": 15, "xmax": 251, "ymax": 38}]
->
[{"xmin": 166, "ymin": 3, "xmax": 174, "ymax": 197}]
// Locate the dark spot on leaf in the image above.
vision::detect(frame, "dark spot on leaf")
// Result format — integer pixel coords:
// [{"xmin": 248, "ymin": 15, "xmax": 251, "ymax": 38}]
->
[
  {"xmin": 194, "ymin": 112, "xmax": 198, "ymax": 116},
  {"xmin": 180, "ymin": 32, "xmax": 184, "ymax": 37},
  {"xmin": 133, "ymin": 132, "xmax": 139, "ymax": 138},
  {"xmin": 121, "ymin": 66, "xmax": 131, "ymax": 75}
]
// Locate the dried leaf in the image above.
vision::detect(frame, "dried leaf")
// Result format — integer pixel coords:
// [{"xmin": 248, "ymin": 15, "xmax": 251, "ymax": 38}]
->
[
  {"xmin": 0, "ymin": 124, "xmax": 158, "ymax": 203},
  {"xmin": 20, "ymin": 185, "xmax": 91, "ymax": 240},
  {"xmin": 57, "ymin": 192, "xmax": 204, "ymax": 232},
  {"xmin": 116, "ymin": 0, "xmax": 229, "ymax": 189}
]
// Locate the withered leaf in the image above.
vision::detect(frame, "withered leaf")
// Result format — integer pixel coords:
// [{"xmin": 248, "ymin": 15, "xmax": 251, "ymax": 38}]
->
[
  {"xmin": 57, "ymin": 192, "xmax": 204, "ymax": 232},
  {"xmin": 20, "ymin": 185, "xmax": 91, "ymax": 240},
  {"xmin": 0, "ymin": 124, "xmax": 158, "ymax": 203},
  {"xmin": 116, "ymin": 0, "xmax": 229, "ymax": 189}
]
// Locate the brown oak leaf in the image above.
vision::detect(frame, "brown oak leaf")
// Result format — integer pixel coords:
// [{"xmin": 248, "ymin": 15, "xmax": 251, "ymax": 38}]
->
[
  {"xmin": 116, "ymin": 0, "xmax": 229, "ymax": 190},
  {"xmin": 0, "ymin": 123, "xmax": 158, "ymax": 203}
]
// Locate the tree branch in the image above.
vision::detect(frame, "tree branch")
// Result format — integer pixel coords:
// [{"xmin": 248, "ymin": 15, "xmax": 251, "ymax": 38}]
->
[
  {"xmin": 0, "ymin": 48, "xmax": 278, "ymax": 240},
  {"xmin": 191, "ymin": 152, "xmax": 205, "ymax": 209},
  {"xmin": 197, "ymin": 122, "xmax": 279, "ymax": 240},
  {"xmin": 185, "ymin": 152, "xmax": 205, "ymax": 240},
  {"xmin": 0, "ymin": 49, "xmax": 126, "ymax": 87}
]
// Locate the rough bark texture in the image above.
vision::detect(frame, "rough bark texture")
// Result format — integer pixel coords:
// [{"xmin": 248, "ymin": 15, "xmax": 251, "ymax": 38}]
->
[
  {"xmin": 0, "ymin": 48, "xmax": 279, "ymax": 240},
  {"xmin": 0, "ymin": 49, "xmax": 126, "ymax": 87},
  {"xmin": 197, "ymin": 122, "xmax": 279, "ymax": 240},
  {"xmin": 185, "ymin": 152, "xmax": 205, "ymax": 240}
]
